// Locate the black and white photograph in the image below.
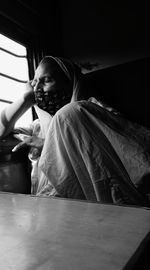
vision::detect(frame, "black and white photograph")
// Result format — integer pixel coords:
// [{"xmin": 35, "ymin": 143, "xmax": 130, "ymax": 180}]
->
[{"xmin": 0, "ymin": 1, "xmax": 150, "ymax": 269}]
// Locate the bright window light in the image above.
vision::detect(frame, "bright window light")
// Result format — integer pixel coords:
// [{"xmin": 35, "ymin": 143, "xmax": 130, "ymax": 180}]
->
[
  {"xmin": 0, "ymin": 33, "xmax": 32, "ymax": 128},
  {"xmin": 0, "ymin": 50, "xmax": 29, "ymax": 81},
  {"xmin": 0, "ymin": 33, "xmax": 26, "ymax": 55},
  {"xmin": 0, "ymin": 76, "xmax": 26, "ymax": 102}
]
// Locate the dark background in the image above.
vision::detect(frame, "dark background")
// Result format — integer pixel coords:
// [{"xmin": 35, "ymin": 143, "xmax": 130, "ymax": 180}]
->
[{"xmin": 1, "ymin": 0, "xmax": 150, "ymax": 67}]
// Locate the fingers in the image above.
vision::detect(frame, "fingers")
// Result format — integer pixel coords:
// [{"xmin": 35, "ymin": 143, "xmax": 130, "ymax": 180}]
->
[
  {"xmin": 12, "ymin": 141, "xmax": 27, "ymax": 152},
  {"xmin": 31, "ymin": 80, "xmax": 36, "ymax": 87},
  {"xmin": 12, "ymin": 135, "xmax": 44, "ymax": 152},
  {"xmin": 14, "ymin": 134, "xmax": 32, "ymax": 141},
  {"xmin": 26, "ymin": 80, "xmax": 34, "ymax": 93},
  {"xmin": 12, "ymin": 134, "xmax": 32, "ymax": 152}
]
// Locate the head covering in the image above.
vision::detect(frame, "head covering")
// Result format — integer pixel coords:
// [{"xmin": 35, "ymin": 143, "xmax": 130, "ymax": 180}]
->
[
  {"xmin": 34, "ymin": 56, "xmax": 83, "ymax": 115},
  {"xmin": 39, "ymin": 56, "xmax": 83, "ymax": 102}
]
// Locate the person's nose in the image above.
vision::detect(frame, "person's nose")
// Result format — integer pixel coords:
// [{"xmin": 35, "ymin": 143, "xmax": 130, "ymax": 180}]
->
[{"xmin": 34, "ymin": 80, "xmax": 43, "ymax": 92}]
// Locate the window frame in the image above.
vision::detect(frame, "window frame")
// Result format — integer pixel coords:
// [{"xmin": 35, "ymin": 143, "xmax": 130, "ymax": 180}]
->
[
  {"xmin": 0, "ymin": 30, "xmax": 42, "ymax": 122},
  {"xmin": 0, "ymin": 33, "xmax": 35, "ymax": 126},
  {"xmin": 0, "ymin": 6, "xmax": 46, "ymax": 121}
]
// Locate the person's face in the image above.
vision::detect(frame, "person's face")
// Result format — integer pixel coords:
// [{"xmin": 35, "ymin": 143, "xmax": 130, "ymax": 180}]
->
[
  {"xmin": 33, "ymin": 62, "xmax": 61, "ymax": 93},
  {"xmin": 32, "ymin": 62, "xmax": 72, "ymax": 115}
]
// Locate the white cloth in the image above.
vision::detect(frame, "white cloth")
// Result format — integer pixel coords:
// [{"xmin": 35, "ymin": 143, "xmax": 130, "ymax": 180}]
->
[
  {"xmin": 38, "ymin": 100, "xmax": 150, "ymax": 205},
  {"xmin": 15, "ymin": 99, "xmax": 150, "ymax": 205}
]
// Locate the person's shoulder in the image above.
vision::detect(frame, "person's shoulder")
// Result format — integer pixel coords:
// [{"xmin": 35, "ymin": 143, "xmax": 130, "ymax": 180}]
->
[{"xmin": 88, "ymin": 97, "xmax": 120, "ymax": 114}]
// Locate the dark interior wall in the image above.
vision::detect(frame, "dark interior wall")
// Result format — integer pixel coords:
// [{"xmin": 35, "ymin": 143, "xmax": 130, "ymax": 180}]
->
[
  {"xmin": 0, "ymin": 0, "xmax": 63, "ymax": 56},
  {"xmin": 82, "ymin": 57, "xmax": 150, "ymax": 128},
  {"xmin": 1, "ymin": 0, "xmax": 150, "ymax": 68},
  {"xmin": 60, "ymin": 0, "xmax": 150, "ymax": 68}
]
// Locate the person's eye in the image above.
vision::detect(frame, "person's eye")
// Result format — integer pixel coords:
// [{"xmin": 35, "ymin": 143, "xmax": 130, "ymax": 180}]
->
[{"xmin": 44, "ymin": 77, "xmax": 53, "ymax": 83}]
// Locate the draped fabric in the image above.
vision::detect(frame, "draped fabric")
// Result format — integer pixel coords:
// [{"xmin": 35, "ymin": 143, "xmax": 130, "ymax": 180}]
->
[{"xmin": 39, "ymin": 101, "xmax": 150, "ymax": 207}]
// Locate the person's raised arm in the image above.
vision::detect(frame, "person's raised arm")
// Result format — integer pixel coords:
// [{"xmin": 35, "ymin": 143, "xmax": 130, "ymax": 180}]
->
[{"xmin": 0, "ymin": 82, "xmax": 35, "ymax": 139}]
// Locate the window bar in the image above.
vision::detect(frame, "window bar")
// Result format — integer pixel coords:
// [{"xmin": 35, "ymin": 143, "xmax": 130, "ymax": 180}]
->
[
  {"xmin": 0, "ymin": 98, "xmax": 12, "ymax": 104},
  {"xmin": 0, "ymin": 73, "xmax": 27, "ymax": 83},
  {"xmin": 0, "ymin": 47, "xmax": 26, "ymax": 58}
]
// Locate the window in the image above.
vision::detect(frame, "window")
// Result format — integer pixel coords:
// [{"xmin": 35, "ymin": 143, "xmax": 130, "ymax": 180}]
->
[{"xmin": 0, "ymin": 33, "xmax": 32, "ymax": 127}]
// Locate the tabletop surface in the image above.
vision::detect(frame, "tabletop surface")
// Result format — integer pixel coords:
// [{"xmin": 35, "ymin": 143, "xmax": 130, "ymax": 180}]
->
[{"xmin": 0, "ymin": 192, "xmax": 150, "ymax": 270}]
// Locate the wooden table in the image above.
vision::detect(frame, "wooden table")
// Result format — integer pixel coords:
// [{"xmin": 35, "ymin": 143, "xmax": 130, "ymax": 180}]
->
[{"xmin": 0, "ymin": 192, "xmax": 150, "ymax": 270}]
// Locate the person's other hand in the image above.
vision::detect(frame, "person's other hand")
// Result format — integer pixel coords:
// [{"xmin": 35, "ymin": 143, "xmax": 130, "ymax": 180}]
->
[{"xmin": 12, "ymin": 134, "xmax": 44, "ymax": 155}]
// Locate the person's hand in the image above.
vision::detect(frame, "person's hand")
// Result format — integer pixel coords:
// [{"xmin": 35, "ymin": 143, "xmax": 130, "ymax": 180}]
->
[
  {"xmin": 24, "ymin": 81, "xmax": 35, "ymax": 105},
  {"xmin": 12, "ymin": 134, "xmax": 44, "ymax": 156}
]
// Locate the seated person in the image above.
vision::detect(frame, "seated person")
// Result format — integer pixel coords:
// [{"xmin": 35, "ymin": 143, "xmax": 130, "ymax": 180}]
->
[{"xmin": 0, "ymin": 56, "xmax": 150, "ymax": 207}]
